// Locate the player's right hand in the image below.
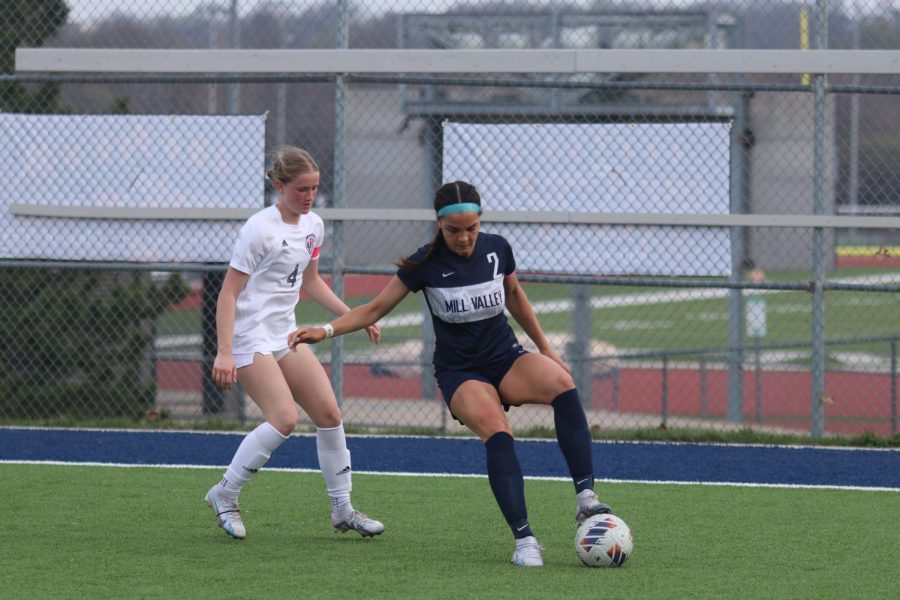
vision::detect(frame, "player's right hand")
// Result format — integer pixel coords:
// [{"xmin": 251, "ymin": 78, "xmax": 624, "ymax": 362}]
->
[
  {"xmin": 540, "ymin": 346, "xmax": 571, "ymax": 374},
  {"xmin": 288, "ymin": 326, "xmax": 327, "ymax": 348},
  {"xmin": 212, "ymin": 354, "xmax": 238, "ymax": 390}
]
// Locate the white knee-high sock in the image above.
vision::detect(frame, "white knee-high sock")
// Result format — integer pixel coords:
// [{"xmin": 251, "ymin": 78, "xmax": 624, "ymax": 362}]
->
[
  {"xmin": 316, "ymin": 423, "xmax": 352, "ymax": 516},
  {"xmin": 220, "ymin": 422, "xmax": 288, "ymax": 495}
]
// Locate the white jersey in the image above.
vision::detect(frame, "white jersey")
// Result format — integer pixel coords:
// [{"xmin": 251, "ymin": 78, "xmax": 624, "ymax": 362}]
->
[{"xmin": 229, "ymin": 205, "xmax": 323, "ymax": 354}]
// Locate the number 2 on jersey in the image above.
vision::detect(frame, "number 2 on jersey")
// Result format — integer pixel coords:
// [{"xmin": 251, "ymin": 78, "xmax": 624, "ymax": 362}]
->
[
  {"xmin": 287, "ymin": 264, "xmax": 299, "ymax": 286},
  {"xmin": 487, "ymin": 252, "xmax": 500, "ymax": 278}
]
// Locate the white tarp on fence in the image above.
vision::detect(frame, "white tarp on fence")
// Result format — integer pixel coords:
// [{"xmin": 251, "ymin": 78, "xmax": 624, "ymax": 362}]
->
[
  {"xmin": 1, "ymin": 113, "xmax": 265, "ymax": 262},
  {"xmin": 442, "ymin": 121, "xmax": 732, "ymax": 276}
]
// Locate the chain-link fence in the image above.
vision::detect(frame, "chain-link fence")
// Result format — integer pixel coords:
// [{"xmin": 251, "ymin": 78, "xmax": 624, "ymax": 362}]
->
[{"xmin": 3, "ymin": 0, "xmax": 900, "ymax": 439}]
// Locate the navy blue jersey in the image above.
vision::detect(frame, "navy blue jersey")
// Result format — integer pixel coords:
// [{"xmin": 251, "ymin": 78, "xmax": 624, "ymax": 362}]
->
[{"xmin": 396, "ymin": 232, "xmax": 520, "ymax": 370}]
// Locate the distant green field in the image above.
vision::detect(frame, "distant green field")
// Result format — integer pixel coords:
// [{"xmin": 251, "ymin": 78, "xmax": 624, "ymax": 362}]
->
[
  {"xmin": 583, "ymin": 290, "xmax": 900, "ymax": 357},
  {"xmin": 156, "ymin": 267, "xmax": 900, "ymax": 361},
  {"xmin": 3, "ymin": 464, "xmax": 898, "ymax": 599}
]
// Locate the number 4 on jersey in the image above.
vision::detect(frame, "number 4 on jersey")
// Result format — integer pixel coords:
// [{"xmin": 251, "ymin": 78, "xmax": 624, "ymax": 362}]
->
[{"xmin": 287, "ymin": 264, "xmax": 299, "ymax": 286}]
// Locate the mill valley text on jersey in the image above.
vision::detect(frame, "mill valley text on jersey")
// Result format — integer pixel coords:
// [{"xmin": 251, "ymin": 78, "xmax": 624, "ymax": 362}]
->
[{"xmin": 433, "ymin": 283, "xmax": 505, "ymax": 321}]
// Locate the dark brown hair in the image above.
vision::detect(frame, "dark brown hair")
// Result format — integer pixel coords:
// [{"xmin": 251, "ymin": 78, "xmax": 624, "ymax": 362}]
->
[{"xmin": 396, "ymin": 181, "xmax": 482, "ymax": 271}]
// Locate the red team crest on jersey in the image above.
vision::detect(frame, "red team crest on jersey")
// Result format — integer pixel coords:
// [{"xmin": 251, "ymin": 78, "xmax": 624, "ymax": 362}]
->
[{"xmin": 305, "ymin": 234, "xmax": 316, "ymax": 256}]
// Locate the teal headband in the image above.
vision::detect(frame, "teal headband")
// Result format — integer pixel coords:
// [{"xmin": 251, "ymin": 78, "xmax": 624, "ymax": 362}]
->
[{"xmin": 436, "ymin": 202, "xmax": 481, "ymax": 217}]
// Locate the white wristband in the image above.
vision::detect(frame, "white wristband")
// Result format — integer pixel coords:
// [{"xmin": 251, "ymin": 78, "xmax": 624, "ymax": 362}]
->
[{"xmin": 322, "ymin": 323, "xmax": 335, "ymax": 338}]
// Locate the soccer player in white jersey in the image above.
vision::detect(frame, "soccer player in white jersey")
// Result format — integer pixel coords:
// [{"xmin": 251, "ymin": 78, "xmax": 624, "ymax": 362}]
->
[
  {"xmin": 289, "ymin": 181, "xmax": 611, "ymax": 567},
  {"xmin": 206, "ymin": 147, "xmax": 384, "ymax": 540}
]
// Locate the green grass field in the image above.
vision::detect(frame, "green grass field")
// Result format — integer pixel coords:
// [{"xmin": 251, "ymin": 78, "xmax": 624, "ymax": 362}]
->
[{"xmin": 4, "ymin": 464, "xmax": 898, "ymax": 599}]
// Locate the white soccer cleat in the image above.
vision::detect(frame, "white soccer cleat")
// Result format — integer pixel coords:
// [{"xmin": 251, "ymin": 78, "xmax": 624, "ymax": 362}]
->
[
  {"xmin": 205, "ymin": 485, "xmax": 246, "ymax": 540},
  {"xmin": 331, "ymin": 510, "xmax": 385, "ymax": 538},
  {"xmin": 511, "ymin": 536, "xmax": 544, "ymax": 567},
  {"xmin": 575, "ymin": 489, "xmax": 613, "ymax": 525}
]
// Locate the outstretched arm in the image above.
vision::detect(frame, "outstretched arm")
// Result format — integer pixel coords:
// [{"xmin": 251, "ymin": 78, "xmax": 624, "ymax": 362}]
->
[
  {"xmin": 290, "ymin": 275, "xmax": 411, "ymax": 347},
  {"xmin": 300, "ymin": 258, "xmax": 381, "ymax": 344},
  {"xmin": 504, "ymin": 272, "xmax": 570, "ymax": 373}
]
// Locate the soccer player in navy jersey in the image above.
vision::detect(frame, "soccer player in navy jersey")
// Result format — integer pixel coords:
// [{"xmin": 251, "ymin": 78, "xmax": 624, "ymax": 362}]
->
[{"xmin": 289, "ymin": 180, "xmax": 611, "ymax": 567}]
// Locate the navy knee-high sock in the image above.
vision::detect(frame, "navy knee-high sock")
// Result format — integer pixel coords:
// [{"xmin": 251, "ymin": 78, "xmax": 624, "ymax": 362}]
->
[
  {"xmin": 485, "ymin": 432, "xmax": 533, "ymax": 539},
  {"xmin": 552, "ymin": 389, "xmax": 595, "ymax": 494}
]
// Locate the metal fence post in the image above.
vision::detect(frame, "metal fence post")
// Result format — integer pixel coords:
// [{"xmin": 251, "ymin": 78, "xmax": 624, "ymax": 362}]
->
[
  {"xmin": 572, "ymin": 284, "xmax": 592, "ymax": 409},
  {"xmin": 661, "ymin": 354, "xmax": 669, "ymax": 428},
  {"xmin": 329, "ymin": 0, "xmax": 350, "ymax": 408},
  {"xmin": 810, "ymin": 0, "xmax": 829, "ymax": 438},
  {"xmin": 420, "ymin": 117, "xmax": 443, "ymax": 407},
  {"xmin": 727, "ymin": 94, "xmax": 748, "ymax": 424},
  {"xmin": 226, "ymin": 0, "xmax": 240, "ymax": 114},
  {"xmin": 699, "ymin": 355, "xmax": 708, "ymax": 418},
  {"xmin": 754, "ymin": 338, "xmax": 762, "ymax": 424},
  {"xmin": 892, "ymin": 339, "xmax": 897, "ymax": 435}
]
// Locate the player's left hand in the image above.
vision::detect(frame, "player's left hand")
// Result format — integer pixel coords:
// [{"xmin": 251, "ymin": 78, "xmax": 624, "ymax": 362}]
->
[{"xmin": 365, "ymin": 323, "xmax": 381, "ymax": 345}]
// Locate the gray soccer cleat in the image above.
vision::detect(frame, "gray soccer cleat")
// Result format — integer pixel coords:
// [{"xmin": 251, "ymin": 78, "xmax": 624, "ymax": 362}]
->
[
  {"xmin": 575, "ymin": 489, "xmax": 613, "ymax": 524},
  {"xmin": 511, "ymin": 536, "xmax": 544, "ymax": 567},
  {"xmin": 205, "ymin": 485, "xmax": 246, "ymax": 540},
  {"xmin": 331, "ymin": 510, "xmax": 385, "ymax": 538}
]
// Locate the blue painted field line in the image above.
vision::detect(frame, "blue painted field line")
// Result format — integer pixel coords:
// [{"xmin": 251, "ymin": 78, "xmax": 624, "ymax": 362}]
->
[{"xmin": 1, "ymin": 427, "xmax": 897, "ymax": 490}]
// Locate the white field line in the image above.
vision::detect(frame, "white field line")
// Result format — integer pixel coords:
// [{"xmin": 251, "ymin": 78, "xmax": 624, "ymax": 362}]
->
[{"xmin": 2, "ymin": 460, "xmax": 897, "ymax": 492}]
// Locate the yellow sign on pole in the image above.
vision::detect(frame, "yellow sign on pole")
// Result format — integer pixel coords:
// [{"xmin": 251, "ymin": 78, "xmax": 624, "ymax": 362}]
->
[{"xmin": 800, "ymin": 8, "xmax": 810, "ymax": 86}]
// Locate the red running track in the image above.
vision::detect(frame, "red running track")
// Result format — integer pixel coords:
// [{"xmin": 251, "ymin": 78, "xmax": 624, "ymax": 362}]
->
[{"xmin": 155, "ymin": 361, "xmax": 897, "ymax": 437}]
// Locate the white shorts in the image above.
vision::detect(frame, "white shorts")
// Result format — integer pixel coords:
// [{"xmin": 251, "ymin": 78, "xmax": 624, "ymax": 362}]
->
[{"xmin": 233, "ymin": 347, "xmax": 291, "ymax": 369}]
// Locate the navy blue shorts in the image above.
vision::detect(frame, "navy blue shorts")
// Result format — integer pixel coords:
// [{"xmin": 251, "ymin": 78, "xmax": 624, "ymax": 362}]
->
[{"xmin": 435, "ymin": 343, "xmax": 529, "ymax": 422}]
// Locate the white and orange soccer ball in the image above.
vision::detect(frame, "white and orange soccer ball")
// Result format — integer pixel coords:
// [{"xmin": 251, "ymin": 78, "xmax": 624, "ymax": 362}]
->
[{"xmin": 575, "ymin": 513, "xmax": 634, "ymax": 568}]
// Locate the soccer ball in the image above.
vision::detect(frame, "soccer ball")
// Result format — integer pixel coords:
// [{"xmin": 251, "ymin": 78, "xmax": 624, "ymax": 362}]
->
[{"xmin": 575, "ymin": 513, "xmax": 634, "ymax": 568}]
